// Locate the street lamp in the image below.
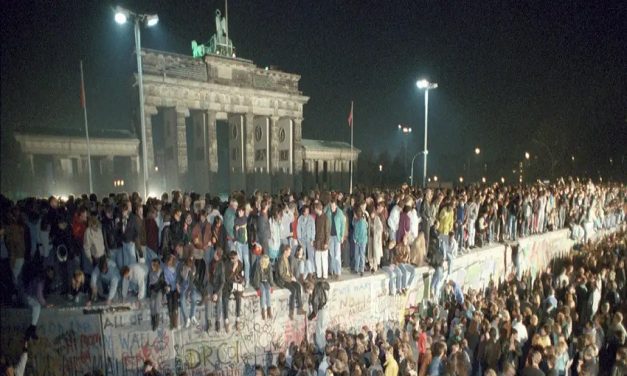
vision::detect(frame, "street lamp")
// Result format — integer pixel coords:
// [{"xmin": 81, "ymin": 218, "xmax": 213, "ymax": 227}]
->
[
  {"xmin": 416, "ymin": 79, "xmax": 438, "ymax": 187},
  {"xmin": 475, "ymin": 147, "xmax": 481, "ymax": 155},
  {"xmin": 433, "ymin": 175, "xmax": 438, "ymax": 182},
  {"xmin": 114, "ymin": 5, "xmax": 159, "ymax": 199},
  {"xmin": 398, "ymin": 124, "xmax": 412, "ymax": 178},
  {"xmin": 409, "ymin": 152, "xmax": 422, "ymax": 187},
  {"xmin": 459, "ymin": 176, "xmax": 464, "ymax": 183},
  {"xmin": 524, "ymin": 152, "xmax": 530, "ymax": 160}
]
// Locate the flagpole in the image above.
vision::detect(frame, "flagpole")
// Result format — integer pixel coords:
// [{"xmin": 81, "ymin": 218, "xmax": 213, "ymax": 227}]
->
[
  {"xmin": 349, "ymin": 100, "xmax": 354, "ymax": 195},
  {"xmin": 80, "ymin": 60, "xmax": 94, "ymax": 194}
]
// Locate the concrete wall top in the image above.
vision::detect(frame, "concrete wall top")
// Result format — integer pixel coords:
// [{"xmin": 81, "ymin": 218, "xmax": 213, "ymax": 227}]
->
[{"xmin": 0, "ymin": 228, "xmax": 594, "ymax": 375}]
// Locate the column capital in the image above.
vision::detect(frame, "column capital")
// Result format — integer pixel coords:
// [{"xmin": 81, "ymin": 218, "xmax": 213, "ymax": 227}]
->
[
  {"xmin": 175, "ymin": 106, "xmax": 190, "ymax": 117},
  {"xmin": 144, "ymin": 105, "xmax": 158, "ymax": 116}
]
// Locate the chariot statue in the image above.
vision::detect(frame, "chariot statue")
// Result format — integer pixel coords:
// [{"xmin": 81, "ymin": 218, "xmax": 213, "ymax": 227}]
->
[{"xmin": 191, "ymin": 9, "xmax": 235, "ymax": 58}]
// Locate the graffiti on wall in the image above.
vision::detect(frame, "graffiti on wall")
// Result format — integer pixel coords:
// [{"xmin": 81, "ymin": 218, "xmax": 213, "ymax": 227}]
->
[{"xmin": 0, "ymin": 309, "xmax": 104, "ymax": 376}]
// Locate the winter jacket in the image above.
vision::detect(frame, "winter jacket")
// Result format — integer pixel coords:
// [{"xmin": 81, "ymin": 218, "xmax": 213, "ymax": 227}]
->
[
  {"xmin": 353, "ymin": 217, "xmax": 369, "ymax": 245},
  {"xmin": 275, "ymin": 256, "xmax": 293, "ymax": 288},
  {"xmin": 256, "ymin": 213, "xmax": 271, "ymax": 253},
  {"xmin": 101, "ymin": 216, "xmax": 122, "ymax": 250},
  {"xmin": 314, "ymin": 213, "xmax": 331, "ymax": 251},
  {"xmin": 211, "ymin": 223, "xmax": 227, "ymax": 252},
  {"xmin": 148, "ymin": 269, "xmax": 166, "ymax": 298},
  {"xmin": 145, "ymin": 218, "xmax": 160, "ymax": 252},
  {"xmin": 120, "ymin": 214, "xmax": 140, "ymax": 244},
  {"xmin": 206, "ymin": 258, "xmax": 225, "ymax": 295},
  {"xmin": 308, "ymin": 281, "xmax": 330, "ymax": 320},
  {"xmin": 297, "ymin": 214, "xmax": 315, "ymax": 244},
  {"xmin": 223, "ymin": 259, "xmax": 244, "ymax": 294},
  {"xmin": 251, "ymin": 260, "xmax": 274, "ymax": 289},
  {"xmin": 325, "ymin": 207, "xmax": 346, "ymax": 239},
  {"xmin": 83, "ymin": 226, "xmax": 106, "ymax": 263},
  {"xmin": 191, "ymin": 220, "xmax": 212, "ymax": 251},
  {"xmin": 224, "ymin": 207, "xmax": 237, "ymax": 240}
]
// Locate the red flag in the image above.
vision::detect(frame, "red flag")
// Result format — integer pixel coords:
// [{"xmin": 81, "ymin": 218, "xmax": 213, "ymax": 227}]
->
[{"xmin": 347, "ymin": 101, "xmax": 353, "ymax": 127}]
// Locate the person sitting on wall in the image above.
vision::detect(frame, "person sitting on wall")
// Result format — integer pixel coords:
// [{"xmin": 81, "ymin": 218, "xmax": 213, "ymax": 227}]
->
[
  {"xmin": 147, "ymin": 258, "xmax": 166, "ymax": 331},
  {"xmin": 90, "ymin": 256, "xmax": 120, "ymax": 305},
  {"xmin": 251, "ymin": 253, "xmax": 274, "ymax": 320},
  {"xmin": 163, "ymin": 253, "xmax": 180, "ymax": 330},
  {"xmin": 120, "ymin": 262, "xmax": 148, "ymax": 301},
  {"xmin": 395, "ymin": 235, "xmax": 416, "ymax": 295},
  {"xmin": 276, "ymin": 244, "xmax": 306, "ymax": 320},
  {"xmin": 223, "ymin": 250, "xmax": 245, "ymax": 333},
  {"xmin": 205, "ymin": 247, "xmax": 225, "ymax": 333},
  {"xmin": 23, "ymin": 266, "xmax": 54, "ymax": 341}
]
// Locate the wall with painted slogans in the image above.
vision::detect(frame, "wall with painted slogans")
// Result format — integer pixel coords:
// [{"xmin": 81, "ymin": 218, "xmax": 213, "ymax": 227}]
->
[{"xmin": 0, "ymin": 228, "xmax": 584, "ymax": 375}]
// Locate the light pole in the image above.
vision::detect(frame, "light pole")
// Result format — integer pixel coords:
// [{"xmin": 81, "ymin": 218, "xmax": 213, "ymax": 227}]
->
[
  {"xmin": 473, "ymin": 147, "xmax": 480, "ymax": 182},
  {"xmin": 409, "ymin": 152, "xmax": 422, "ymax": 187},
  {"xmin": 115, "ymin": 6, "xmax": 159, "ymax": 199},
  {"xmin": 416, "ymin": 79, "xmax": 438, "ymax": 187},
  {"xmin": 398, "ymin": 124, "xmax": 412, "ymax": 178}
]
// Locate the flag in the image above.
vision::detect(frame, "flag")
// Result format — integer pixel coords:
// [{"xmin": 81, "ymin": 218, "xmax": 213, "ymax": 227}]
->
[
  {"xmin": 80, "ymin": 64, "xmax": 86, "ymax": 109},
  {"xmin": 347, "ymin": 101, "xmax": 353, "ymax": 127}
]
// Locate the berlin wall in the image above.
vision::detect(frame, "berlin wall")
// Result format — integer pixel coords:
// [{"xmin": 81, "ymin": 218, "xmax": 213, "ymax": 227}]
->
[{"xmin": 0, "ymin": 228, "xmax": 583, "ymax": 375}]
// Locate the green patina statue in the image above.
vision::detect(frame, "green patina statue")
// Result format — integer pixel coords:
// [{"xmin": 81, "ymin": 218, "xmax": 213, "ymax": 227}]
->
[{"xmin": 191, "ymin": 9, "xmax": 234, "ymax": 58}]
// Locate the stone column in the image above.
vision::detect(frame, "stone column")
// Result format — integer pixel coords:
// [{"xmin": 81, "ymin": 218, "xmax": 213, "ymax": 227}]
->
[
  {"xmin": 244, "ymin": 113, "xmax": 255, "ymax": 173},
  {"xmin": 130, "ymin": 155, "xmax": 140, "ymax": 174},
  {"xmin": 206, "ymin": 111, "xmax": 218, "ymax": 173},
  {"xmin": 269, "ymin": 116, "xmax": 280, "ymax": 173},
  {"xmin": 293, "ymin": 118, "xmax": 303, "ymax": 173},
  {"xmin": 328, "ymin": 160, "xmax": 336, "ymax": 189},
  {"xmin": 25, "ymin": 154, "xmax": 35, "ymax": 176},
  {"xmin": 103, "ymin": 156, "xmax": 114, "ymax": 176},
  {"xmin": 144, "ymin": 106, "xmax": 158, "ymax": 172},
  {"xmin": 176, "ymin": 107, "xmax": 189, "ymax": 174}
]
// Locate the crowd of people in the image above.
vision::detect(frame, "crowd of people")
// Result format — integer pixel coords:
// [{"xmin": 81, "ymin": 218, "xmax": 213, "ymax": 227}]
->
[{"xmin": 0, "ymin": 178, "xmax": 625, "ymax": 375}]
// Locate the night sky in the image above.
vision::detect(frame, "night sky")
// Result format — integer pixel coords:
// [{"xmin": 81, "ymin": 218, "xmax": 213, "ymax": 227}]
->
[{"xmin": 2, "ymin": 0, "xmax": 625, "ymax": 182}]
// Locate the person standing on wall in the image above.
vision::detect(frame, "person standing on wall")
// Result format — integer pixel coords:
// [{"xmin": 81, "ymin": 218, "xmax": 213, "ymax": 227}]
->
[
  {"xmin": 314, "ymin": 203, "xmax": 331, "ymax": 280},
  {"xmin": 223, "ymin": 198, "xmax": 238, "ymax": 253},
  {"xmin": 325, "ymin": 198, "xmax": 345, "ymax": 280},
  {"xmin": 297, "ymin": 205, "xmax": 316, "ymax": 278},
  {"xmin": 256, "ymin": 200, "xmax": 271, "ymax": 262},
  {"xmin": 353, "ymin": 206, "xmax": 369, "ymax": 277},
  {"xmin": 233, "ymin": 206, "xmax": 250, "ymax": 287},
  {"xmin": 144, "ymin": 206, "xmax": 160, "ymax": 266},
  {"xmin": 118, "ymin": 200, "xmax": 140, "ymax": 269}
]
